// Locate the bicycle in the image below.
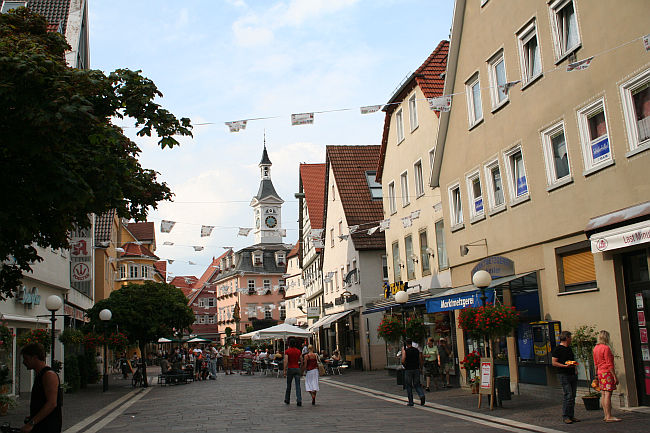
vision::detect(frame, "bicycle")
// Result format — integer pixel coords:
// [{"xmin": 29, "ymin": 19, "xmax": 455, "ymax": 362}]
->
[{"xmin": 131, "ymin": 362, "xmax": 145, "ymax": 388}]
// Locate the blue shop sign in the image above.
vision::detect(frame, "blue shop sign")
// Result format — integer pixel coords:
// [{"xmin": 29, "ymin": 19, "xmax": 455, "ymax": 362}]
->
[{"xmin": 426, "ymin": 289, "xmax": 495, "ymax": 313}]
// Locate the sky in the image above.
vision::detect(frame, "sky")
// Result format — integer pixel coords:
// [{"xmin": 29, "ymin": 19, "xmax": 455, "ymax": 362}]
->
[{"xmin": 89, "ymin": 0, "xmax": 454, "ymax": 280}]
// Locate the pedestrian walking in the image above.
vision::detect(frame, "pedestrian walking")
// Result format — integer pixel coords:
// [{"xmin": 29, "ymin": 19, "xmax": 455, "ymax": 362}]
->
[
  {"xmin": 20, "ymin": 343, "xmax": 63, "ymax": 433},
  {"xmin": 302, "ymin": 345, "xmax": 320, "ymax": 405},
  {"xmin": 401, "ymin": 338, "xmax": 426, "ymax": 407},
  {"xmin": 284, "ymin": 338, "xmax": 303, "ymax": 406},
  {"xmin": 437, "ymin": 338, "xmax": 453, "ymax": 388},
  {"xmin": 551, "ymin": 331, "xmax": 579, "ymax": 424},
  {"xmin": 423, "ymin": 337, "xmax": 439, "ymax": 392},
  {"xmin": 221, "ymin": 344, "xmax": 233, "ymax": 375},
  {"xmin": 593, "ymin": 330, "xmax": 622, "ymax": 423}
]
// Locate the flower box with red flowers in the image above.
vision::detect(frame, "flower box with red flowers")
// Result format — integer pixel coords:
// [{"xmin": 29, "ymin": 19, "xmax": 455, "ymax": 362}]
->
[{"xmin": 458, "ymin": 303, "xmax": 519, "ymax": 339}]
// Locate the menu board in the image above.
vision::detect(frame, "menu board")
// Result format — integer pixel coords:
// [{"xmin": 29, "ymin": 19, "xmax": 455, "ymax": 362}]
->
[{"xmin": 639, "ymin": 311, "xmax": 647, "ymax": 327}]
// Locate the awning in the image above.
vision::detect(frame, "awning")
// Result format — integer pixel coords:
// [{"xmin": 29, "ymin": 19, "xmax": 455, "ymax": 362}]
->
[
  {"xmin": 585, "ymin": 201, "xmax": 650, "ymax": 233},
  {"xmin": 589, "ymin": 219, "xmax": 650, "ymax": 253},
  {"xmin": 308, "ymin": 310, "xmax": 353, "ymax": 331},
  {"xmin": 362, "ymin": 297, "xmax": 429, "ymax": 315},
  {"xmin": 437, "ymin": 271, "xmax": 538, "ymax": 297}
]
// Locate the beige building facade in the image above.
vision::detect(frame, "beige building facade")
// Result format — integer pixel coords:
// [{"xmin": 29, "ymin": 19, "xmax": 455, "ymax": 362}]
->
[{"xmin": 432, "ymin": 0, "xmax": 650, "ymax": 406}]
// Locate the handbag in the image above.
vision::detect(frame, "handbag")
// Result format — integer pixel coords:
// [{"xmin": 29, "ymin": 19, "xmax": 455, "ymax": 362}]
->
[{"xmin": 317, "ymin": 357, "xmax": 326, "ymax": 376}]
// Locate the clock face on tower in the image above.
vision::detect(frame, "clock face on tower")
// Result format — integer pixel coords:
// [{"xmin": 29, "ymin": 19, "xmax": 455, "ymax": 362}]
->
[{"xmin": 265, "ymin": 215, "xmax": 277, "ymax": 228}]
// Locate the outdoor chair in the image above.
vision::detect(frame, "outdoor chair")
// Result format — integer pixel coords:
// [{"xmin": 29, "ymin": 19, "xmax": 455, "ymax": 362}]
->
[{"xmin": 330, "ymin": 360, "xmax": 348, "ymax": 375}]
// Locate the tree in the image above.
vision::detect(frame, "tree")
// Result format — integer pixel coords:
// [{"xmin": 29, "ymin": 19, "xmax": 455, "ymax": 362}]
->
[
  {"xmin": 0, "ymin": 8, "xmax": 192, "ymax": 298},
  {"xmin": 86, "ymin": 281, "xmax": 195, "ymax": 387}
]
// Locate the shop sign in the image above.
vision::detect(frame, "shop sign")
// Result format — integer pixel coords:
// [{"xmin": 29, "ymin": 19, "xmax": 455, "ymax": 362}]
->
[
  {"xmin": 15, "ymin": 285, "xmax": 41, "ymax": 307},
  {"xmin": 307, "ymin": 307, "xmax": 319, "ymax": 319},
  {"xmin": 471, "ymin": 256, "xmax": 515, "ymax": 278},
  {"xmin": 590, "ymin": 221, "xmax": 650, "ymax": 253},
  {"xmin": 71, "ymin": 262, "xmax": 91, "ymax": 282},
  {"xmin": 70, "ymin": 228, "xmax": 92, "ymax": 258},
  {"xmin": 382, "ymin": 281, "xmax": 409, "ymax": 299},
  {"xmin": 426, "ymin": 290, "xmax": 494, "ymax": 313}
]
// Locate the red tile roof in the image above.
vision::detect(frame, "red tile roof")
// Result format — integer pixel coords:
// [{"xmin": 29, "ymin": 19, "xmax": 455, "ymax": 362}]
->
[
  {"xmin": 287, "ymin": 242, "xmax": 300, "ymax": 258},
  {"xmin": 377, "ymin": 40, "xmax": 448, "ymax": 182},
  {"xmin": 154, "ymin": 261, "xmax": 166, "ymax": 281},
  {"xmin": 94, "ymin": 210, "xmax": 116, "ymax": 244},
  {"xmin": 325, "ymin": 145, "xmax": 385, "ymax": 250},
  {"xmin": 119, "ymin": 242, "xmax": 159, "ymax": 259},
  {"xmin": 28, "ymin": 0, "xmax": 71, "ymax": 34},
  {"xmin": 300, "ymin": 164, "xmax": 326, "ymax": 230},
  {"xmin": 169, "ymin": 276, "xmax": 199, "ymax": 298},
  {"xmin": 127, "ymin": 222, "xmax": 155, "ymax": 242}
]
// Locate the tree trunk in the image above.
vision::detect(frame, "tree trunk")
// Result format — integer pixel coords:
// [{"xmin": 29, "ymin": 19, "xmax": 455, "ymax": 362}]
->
[{"xmin": 140, "ymin": 343, "xmax": 148, "ymax": 387}]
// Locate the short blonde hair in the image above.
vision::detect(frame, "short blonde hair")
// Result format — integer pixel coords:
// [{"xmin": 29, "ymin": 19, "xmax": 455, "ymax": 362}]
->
[
  {"xmin": 597, "ymin": 330, "xmax": 610, "ymax": 345},
  {"xmin": 308, "ymin": 344, "xmax": 314, "ymax": 352}
]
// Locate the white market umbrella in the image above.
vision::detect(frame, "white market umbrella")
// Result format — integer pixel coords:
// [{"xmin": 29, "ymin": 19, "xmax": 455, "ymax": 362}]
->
[
  {"xmin": 187, "ymin": 337, "xmax": 211, "ymax": 343},
  {"xmin": 157, "ymin": 337, "xmax": 173, "ymax": 343},
  {"xmin": 252, "ymin": 323, "xmax": 312, "ymax": 341}
]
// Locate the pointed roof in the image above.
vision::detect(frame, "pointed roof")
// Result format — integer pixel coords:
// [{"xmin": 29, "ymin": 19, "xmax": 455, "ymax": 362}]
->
[
  {"xmin": 259, "ymin": 145, "xmax": 272, "ymax": 166},
  {"xmin": 377, "ymin": 40, "xmax": 449, "ymax": 182},
  {"xmin": 94, "ymin": 209, "xmax": 116, "ymax": 244},
  {"xmin": 255, "ymin": 179, "xmax": 282, "ymax": 202},
  {"xmin": 191, "ymin": 250, "xmax": 230, "ymax": 290},
  {"xmin": 119, "ymin": 242, "xmax": 159, "ymax": 259},
  {"xmin": 325, "ymin": 145, "xmax": 385, "ymax": 250},
  {"xmin": 287, "ymin": 242, "xmax": 300, "ymax": 258},
  {"xmin": 127, "ymin": 222, "xmax": 155, "ymax": 242},
  {"xmin": 299, "ymin": 164, "xmax": 326, "ymax": 230},
  {"xmin": 154, "ymin": 260, "xmax": 167, "ymax": 281},
  {"xmin": 28, "ymin": 0, "xmax": 71, "ymax": 34}
]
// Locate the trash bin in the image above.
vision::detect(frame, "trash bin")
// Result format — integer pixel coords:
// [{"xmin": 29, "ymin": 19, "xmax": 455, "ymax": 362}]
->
[
  {"xmin": 396, "ymin": 368, "xmax": 404, "ymax": 386},
  {"xmin": 495, "ymin": 376, "xmax": 511, "ymax": 406}
]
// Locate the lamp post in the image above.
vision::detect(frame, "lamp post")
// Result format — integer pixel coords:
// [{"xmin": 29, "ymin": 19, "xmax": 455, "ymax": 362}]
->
[
  {"xmin": 99, "ymin": 308, "xmax": 112, "ymax": 392},
  {"xmin": 472, "ymin": 270, "xmax": 492, "ymax": 306},
  {"xmin": 395, "ymin": 290, "xmax": 409, "ymax": 347},
  {"xmin": 45, "ymin": 295, "xmax": 63, "ymax": 367}
]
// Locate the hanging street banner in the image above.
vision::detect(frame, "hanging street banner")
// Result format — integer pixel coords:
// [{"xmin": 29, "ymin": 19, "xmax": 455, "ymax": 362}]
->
[
  {"xmin": 360, "ymin": 105, "xmax": 382, "ymax": 114},
  {"xmin": 70, "ymin": 227, "xmax": 92, "ymax": 283},
  {"xmin": 225, "ymin": 120, "xmax": 247, "ymax": 132},
  {"xmin": 238, "ymin": 227, "xmax": 252, "ymax": 236},
  {"xmin": 193, "ymin": 246, "xmax": 204, "ymax": 251},
  {"xmin": 499, "ymin": 80, "xmax": 521, "ymax": 95},
  {"xmin": 161, "ymin": 220, "xmax": 176, "ymax": 233},
  {"xmin": 200, "ymin": 225, "xmax": 214, "ymax": 237},
  {"xmin": 428, "ymin": 96, "xmax": 452, "ymax": 112},
  {"xmin": 291, "ymin": 112, "xmax": 314, "ymax": 125},
  {"xmin": 643, "ymin": 34, "xmax": 650, "ymax": 51},
  {"xmin": 567, "ymin": 56, "xmax": 594, "ymax": 71}
]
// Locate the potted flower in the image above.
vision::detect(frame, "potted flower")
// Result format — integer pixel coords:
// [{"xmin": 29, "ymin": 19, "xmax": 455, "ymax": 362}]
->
[
  {"xmin": 404, "ymin": 316, "xmax": 426, "ymax": 344},
  {"xmin": 82, "ymin": 332, "xmax": 105, "ymax": 351},
  {"xmin": 458, "ymin": 304, "xmax": 519, "ymax": 340},
  {"xmin": 0, "ymin": 394, "xmax": 17, "ymax": 416},
  {"xmin": 17, "ymin": 328, "xmax": 51, "ymax": 353},
  {"xmin": 572, "ymin": 325, "xmax": 601, "ymax": 410},
  {"xmin": 377, "ymin": 315, "xmax": 403, "ymax": 343},
  {"xmin": 0, "ymin": 323, "xmax": 14, "ymax": 349},
  {"xmin": 107, "ymin": 332, "xmax": 129, "ymax": 353},
  {"xmin": 461, "ymin": 350, "xmax": 481, "ymax": 392},
  {"xmin": 59, "ymin": 328, "xmax": 84, "ymax": 347}
]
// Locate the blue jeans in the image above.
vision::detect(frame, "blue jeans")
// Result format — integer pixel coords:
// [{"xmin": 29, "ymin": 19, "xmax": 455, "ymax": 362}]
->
[
  {"xmin": 285, "ymin": 368, "xmax": 302, "ymax": 403},
  {"xmin": 558, "ymin": 374, "xmax": 577, "ymax": 419},
  {"xmin": 404, "ymin": 369, "xmax": 425, "ymax": 405}
]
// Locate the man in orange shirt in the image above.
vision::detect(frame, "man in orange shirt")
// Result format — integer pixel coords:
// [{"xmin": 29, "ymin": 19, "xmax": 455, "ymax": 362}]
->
[{"xmin": 283, "ymin": 339, "xmax": 303, "ymax": 406}]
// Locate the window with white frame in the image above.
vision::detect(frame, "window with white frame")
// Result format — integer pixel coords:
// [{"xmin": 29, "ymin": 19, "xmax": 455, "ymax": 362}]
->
[
  {"xmin": 400, "ymin": 171, "xmax": 410, "ymax": 206},
  {"xmin": 429, "ymin": 148, "xmax": 436, "ymax": 176},
  {"xmin": 253, "ymin": 251, "xmax": 263, "ymax": 266},
  {"xmin": 466, "ymin": 172, "xmax": 484, "ymax": 219},
  {"xmin": 388, "ymin": 181, "xmax": 397, "ymax": 214},
  {"xmin": 435, "ymin": 220, "xmax": 449, "ymax": 270},
  {"xmin": 414, "ymin": 160, "xmax": 424, "ymax": 197},
  {"xmin": 484, "ymin": 160, "xmax": 505, "ymax": 211},
  {"xmin": 541, "ymin": 122, "xmax": 571, "ymax": 186},
  {"xmin": 487, "ymin": 50, "xmax": 508, "ymax": 107},
  {"xmin": 1, "ymin": 1, "xmax": 26, "ymax": 13},
  {"xmin": 330, "ymin": 228, "xmax": 335, "ymax": 247},
  {"xmin": 408, "ymin": 94, "xmax": 418, "ymax": 131},
  {"xmin": 395, "ymin": 108, "xmax": 405, "ymax": 143},
  {"xmin": 419, "ymin": 230, "xmax": 430, "ymax": 275},
  {"xmin": 264, "ymin": 304, "xmax": 272, "ymax": 320},
  {"xmin": 208, "ymin": 297, "xmax": 215, "ymax": 307},
  {"xmin": 517, "ymin": 20, "xmax": 542, "ymax": 85},
  {"xmin": 365, "ymin": 171, "xmax": 383, "ymax": 200},
  {"xmin": 280, "ymin": 305, "xmax": 286, "ymax": 320},
  {"xmin": 119, "ymin": 265, "xmax": 126, "ymax": 279},
  {"xmin": 504, "ymin": 146, "xmax": 529, "ymax": 201},
  {"xmin": 351, "ymin": 259, "xmax": 357, "ymax": 283},
  {"xmin": 549, "ymin": 0, "xmax": 580, "ymax": 59},
  {"xmin": 620, "ymin": 69, "xmax": 650, "ymax": 153},
  {"xmin": 404, "ymin": 235, "xmax": 415, "ymax": 280},
  {"xmin": 141, "ymin": 265, "xmax": 149, "ymax": 279},
  {"xmin": 275, "ymin": 251, "xmax": 286, "ymax": 266},
  {"xmin": 208, "ymin": 315, "xmax": 214, "ymax": 324},
  {"xmin": 391, "ymin": 242, "xmax": 401, "ymax": 282},
  {"xmin": 381, "ymin": 255, "xmax": 388, "ymax": 281},
  {"xmin": 198, "ymin": 315, "xmax": 205, "ymax": 324},
  {"xmin": 263, "ymin": 279, "xmax": 271, "ymax": 290},
  {"xmin": 199, "ymin": 299, "xmax": 205, "ymax": 307},
  {"xmin": 577, "ymin": 98, "xmax": 612, "ymax": 171},
  {"xmin": 129, "ymin": 264, "xmax": 138, "ymax": 279},
  {"xmin": 448, "ymin": 183, "xmax": 463, "ymax": 227},
  {"xmin": 465, "ymin": 74, "xmax": 483, "ymax": 127},
  {"xmin": 248, "ymin": 279, "xmax": 255, "ymax": 291}
]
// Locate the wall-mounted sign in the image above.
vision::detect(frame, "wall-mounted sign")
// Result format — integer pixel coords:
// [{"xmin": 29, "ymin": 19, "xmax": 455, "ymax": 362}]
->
[
  {"xmin": 426, "ymin": 290, "xmax": 494, "ymax": 313},
  {"xmin": 15, "ymin": 286, "xmax": 41, "ymax": 307},
  {"xmin": 383, "ymin": 281, "xmax": 409, "ymax": 299},
  {"xmin": 471, "ymin": 256, "xmax": 515, "ymax": 278},
  {"xmin": 307, "ymin": 307, "xmax": 320, "ymax": 319},
  {"xmin": 71, "ymin": 262, "xmax": 91, "ymax": 282}
]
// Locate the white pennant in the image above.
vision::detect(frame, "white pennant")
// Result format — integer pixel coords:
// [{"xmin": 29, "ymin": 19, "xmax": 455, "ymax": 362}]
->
[
  {"xmin": 167, "ymin": 259, "xmax": 175, "ymax": 264},
  {"xmin": 410, "ymin": 210, "xmax": 421, "ymax": 220},
  {"xmin": 279, "ymin": 229, "xmax": 287, "ymax": 237},
  {"xmin": 313, "ymin": 240, "xmax": 324, "ymax": 248},
  {"xmin": 401, "ymin": 216, "xmax": 413, "ymax": 228},
  {"xmin": 379, "ymin": 219, "xmax": 391, "ymax": 232},
  {"xmin": 225, "ymin": 120, "xmax": 247, "ymax": 132},
  {"xmin": 360, "ymin": 105, "xmax": 382, "ymax": 114},
  {"xmin": 338, "ymin": 234, "xmax": 349, "ymax": 241},
  {"xmin": 308, "ymin": 229, "xmax": 324, "ymax": 239},
  {"xmin": 160, "ymin": 220, "xmax": 176, "ymax": 233},
  {"xmin": 567, "ymin": 56, "xmax": 594, "ymax": 71},
  {"xmin": 348, "ymin": 225, "xmax": 359, "ymax": 234},
  {"xmin": 201, "ymin": 225, "xmax": 214, "ymax": 237},
  {"xmin": 193, "ymin": 246, "xmax": 204, "ymax": 251},
  {"xmin": 291, "ymin": 112, "xmax": 314, "ymax": 126},
  {"xmin": 428, "ymin": 96, "xmax": 452, "ymax": 112},
  {"xmin": 367, "ymin": 226, "xmax": 379, "ymax": 235},
  {"xmin": 238, "ymin": 227, "xmax": 252, "ymax": 236},
  {"xmin": 498, "ymin": 80, "xmax": 521, "ymax": 95},
  {"xmin": 189, "ymin": 261, "xmax": 196, "ymax": 265},
  {"xmin": 163, "ymin": 241, "xmax": 174, "ymax": 246}
]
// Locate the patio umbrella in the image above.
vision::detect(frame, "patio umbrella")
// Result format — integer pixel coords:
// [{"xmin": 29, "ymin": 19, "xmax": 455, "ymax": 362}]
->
[
  {"xmin": 187, "ymin": 337, "xmax": 211, "ymax": 343},
  {"xmin": 157, "ymin": 337, "xmax": 173, "ymax": 343}
]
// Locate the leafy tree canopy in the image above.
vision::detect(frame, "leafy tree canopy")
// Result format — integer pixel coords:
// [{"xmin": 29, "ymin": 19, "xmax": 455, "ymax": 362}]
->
[
  {"xmin": 0, "ymin": 8, "xmax": 192, "ymax": 297},
  {"xmin": 86, "ymin": 281, "xmax": 195, "ymax": 349}
]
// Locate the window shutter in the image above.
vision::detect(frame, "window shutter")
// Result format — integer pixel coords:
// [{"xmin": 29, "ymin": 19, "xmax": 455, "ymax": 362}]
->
[{"xmin": 562, "ymin": 250, "xmax": 596, "ymax": 285}]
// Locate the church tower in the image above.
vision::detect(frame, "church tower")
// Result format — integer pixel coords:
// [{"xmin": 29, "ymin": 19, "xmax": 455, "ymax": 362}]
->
[{"xmin": 251, "ymin": 145, "xmax": 284, "ymax": 244}]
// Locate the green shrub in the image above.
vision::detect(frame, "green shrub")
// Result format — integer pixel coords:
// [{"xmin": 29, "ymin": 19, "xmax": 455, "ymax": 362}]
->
[
  {"xmin": 85, "ymin": 351, "xmax": 99, "ymax": 384},
  {"xmin": 64, "ymin": 355, "xmax": 80, "ymax": 393}
]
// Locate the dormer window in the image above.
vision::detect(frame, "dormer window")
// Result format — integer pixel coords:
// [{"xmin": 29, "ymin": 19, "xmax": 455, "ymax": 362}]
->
[
  {"xmin": 253, "ymin": 251, "xmax": 263, "ymax": 266},
  {"xmin": 1, "ymin": 1, "xmax": 27, "ymax": 13},
  {"xmin": 275, "ymin": 251, "xmax": 286, "ymax": 266}
]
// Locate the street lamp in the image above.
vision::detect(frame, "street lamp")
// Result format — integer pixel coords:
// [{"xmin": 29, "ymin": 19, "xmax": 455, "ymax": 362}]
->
[
  {"xmin": 45, "ymin": 295, "xmax": 63, "ymax": 367},
  {"xmin": 395, "ymin": 290, "xmax": 409, "ymax": 347},
  {"xmin": 472, "ymin": 270, "xmax": 492, "ymax": 306},
  {"xmin": 99, "ymin": 308, "xmax": 112, "ymax": 392}
]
